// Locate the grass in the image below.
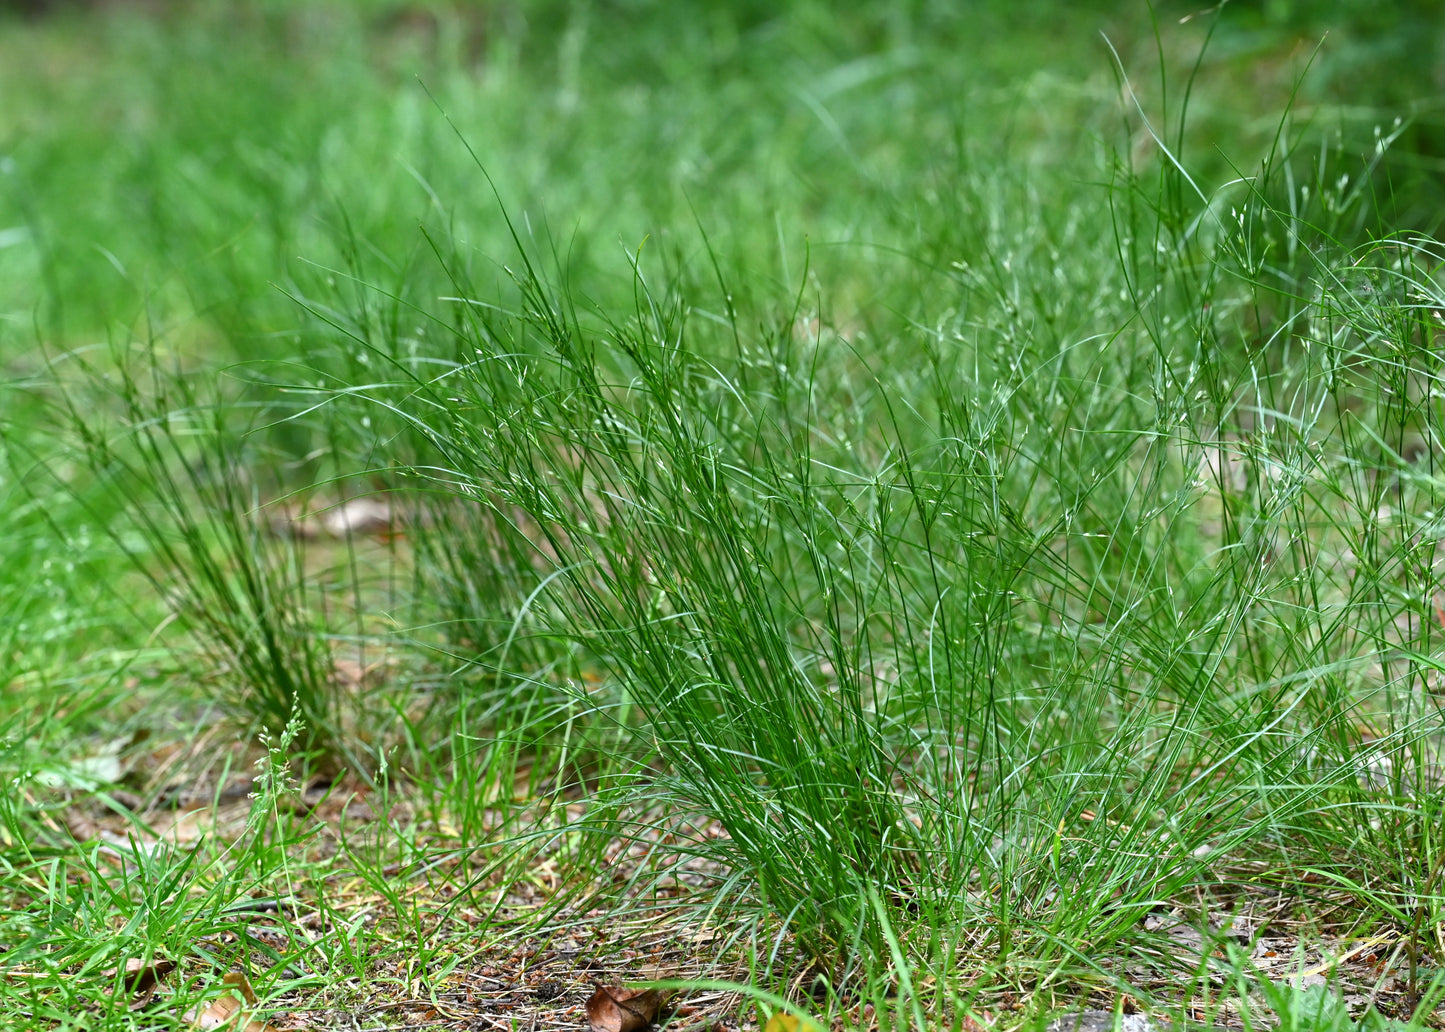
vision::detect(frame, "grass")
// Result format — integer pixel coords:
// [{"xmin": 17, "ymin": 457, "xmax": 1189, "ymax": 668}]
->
[{"xmin": 3, "ymin": 1, "xmax": 1445, "ymax": 1029}]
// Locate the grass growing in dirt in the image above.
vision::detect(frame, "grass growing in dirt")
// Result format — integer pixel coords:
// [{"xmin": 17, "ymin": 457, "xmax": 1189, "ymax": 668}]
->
[{"xmin": 4, "ymin": 2, "xmax": 1445, "ymax": 1030}]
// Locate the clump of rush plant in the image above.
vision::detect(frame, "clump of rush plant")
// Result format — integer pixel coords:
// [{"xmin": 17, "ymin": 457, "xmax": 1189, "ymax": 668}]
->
[
  {"xmin": 14, "ymin": 2, "xmax": 1445, "ymax": 1028},
  {"xmin": 38, "ymin": 338, "xmax": 367, "ymax": 775},
  {"xmin": 311, "ymin": 46, "xmax": 1445, "ymax": 1027},
  {"xmin": 399, "ymin": 238, "xmax": 938, "ymax": 959}
]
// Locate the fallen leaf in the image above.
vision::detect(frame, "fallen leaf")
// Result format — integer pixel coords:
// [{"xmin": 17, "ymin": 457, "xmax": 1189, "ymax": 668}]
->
[
  {"xmin": 186, "ymin": 972, "xmax": 279, "ymax": 1032},
  {"xmin": 103, "ymin": 957, "xmax": 177, "ymax": 1002},
  {"xmin": 63, "ymin": 809, "xmax": 101, "ymax": 842},
  {"xmin": 585, "ymin": 985, "xmax": 662, "ymax": 1032},
  {"xmin": 71, "ymin": 750, "xmax": 126, "ymax": 784},
  {"xmin": 269, "ymin": 494, "xmax": 398, "ymax": 540},
  {"xmin": 321, "ymin": 496, "xmax": 394, "ymax": 537},
  {"xmin": 222, "ymin": 972, "xmax": 257, "ymax": 1007},
  {"xmin": 764, "ymin": 1013, "xmax": 828, "ymax": 1032},
  {"xmin": 151, "ymin": 804, "xmax": 215, "ymax": 845},
  {"xmin": 35, "ymin": 740, "xmax": 128, "ymax": 790}
]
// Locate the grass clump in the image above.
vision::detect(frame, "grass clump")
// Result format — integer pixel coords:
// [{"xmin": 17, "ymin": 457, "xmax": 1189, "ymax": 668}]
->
[{"xmin": 4, "ymin": 1, "xmax": 1445, "ymax": 1029}]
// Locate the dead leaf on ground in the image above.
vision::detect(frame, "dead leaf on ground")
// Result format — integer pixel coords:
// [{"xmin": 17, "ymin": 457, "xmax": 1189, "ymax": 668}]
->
[
  {"xmin": 764, "ymin": 1013, "xmax": 831, "ymax": 1032},
  {"xmin": 185, "ymin": 972, "xmax": 280, "ymax": 1032},
  {"xmin": 763, "ymin": 1014, "xmax": 802, "ymax": 1032},
  {"xmin": 103, "ymin": 957, "xmax": 177, "ymax": 1003},
  {"xmin": 585, "ymin": 985, "xmax": 662, "ymax": 1032},
  {"xmin": 273, "ymin": 496, "xmax": 397, "ymax": 540}
]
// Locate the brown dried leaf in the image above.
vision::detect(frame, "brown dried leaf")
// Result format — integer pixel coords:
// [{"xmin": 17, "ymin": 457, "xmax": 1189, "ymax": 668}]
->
[
  {"xmin": 763, "ymin": 1015, "xmax": 801, "ymax": 1032},
  {"xmin": 103, "ymin": 957, "xmax": 177, "ymax": 1002},
  {"xmin": 222, "ymin": 972, "xmax": 258, "ymax": 1007},
  {"xmin": 269, "ymin": 494, "xmax": 398, "ymax": 540},
  {"xmin": 152, "ymin": 804, "xmax": 215, "ymax": 845},
  {"xmin": 321, "ymin": 496, "xmax": 394, "ymax": 537},
  {"xmin": 186, "ymin": 972, "xmax": 279, "ymax": 1032},
  {"xmin": 585, "ymin": 985, "xmax": 662, "ymax": 1032},
  {"xmin": 63, "ymin": 809, "xmax": 101, "ymax": 842},
  {"xmin": 763, "ymin": 1013, "xmax": 828, "ymax": 1032}
]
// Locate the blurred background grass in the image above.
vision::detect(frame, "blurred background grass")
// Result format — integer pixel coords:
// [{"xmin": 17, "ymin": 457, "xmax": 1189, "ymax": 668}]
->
[
  {"xmin": 0, "ymin": 0, "xmax": 1431, "ymax": 638},
  {"xmin": 2, "ymin": 0, "xmax": 1437, "ymax": 361}
]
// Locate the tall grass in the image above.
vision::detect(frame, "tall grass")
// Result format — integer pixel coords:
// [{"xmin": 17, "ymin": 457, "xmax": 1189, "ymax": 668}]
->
[
  {"xmin": 257, "ymin": 47, "xmax": 1445, "ymax": 1021},
  {"xmin": 6, "ymin": 2, "xmax": 1445, "ymax": 1027},
  {"xmin": 286, "ymin": 93, "xmax": 1437, "ymax": 993}
]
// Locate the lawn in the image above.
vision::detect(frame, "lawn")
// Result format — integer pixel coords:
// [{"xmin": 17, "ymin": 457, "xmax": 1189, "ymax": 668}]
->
[{"xmin": 2, "ymin": 1, "xmax": 1445, "ymax": 1030}]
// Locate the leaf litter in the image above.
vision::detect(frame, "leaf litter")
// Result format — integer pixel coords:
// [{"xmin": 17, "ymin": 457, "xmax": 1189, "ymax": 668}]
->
[
  {"xmin": 185, "ymin": 972, "xmax": 282, "ymax": 1032},
  {"xmin": 585, "ymin": 985, "xmax": 664, "ymax": 1032}
]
